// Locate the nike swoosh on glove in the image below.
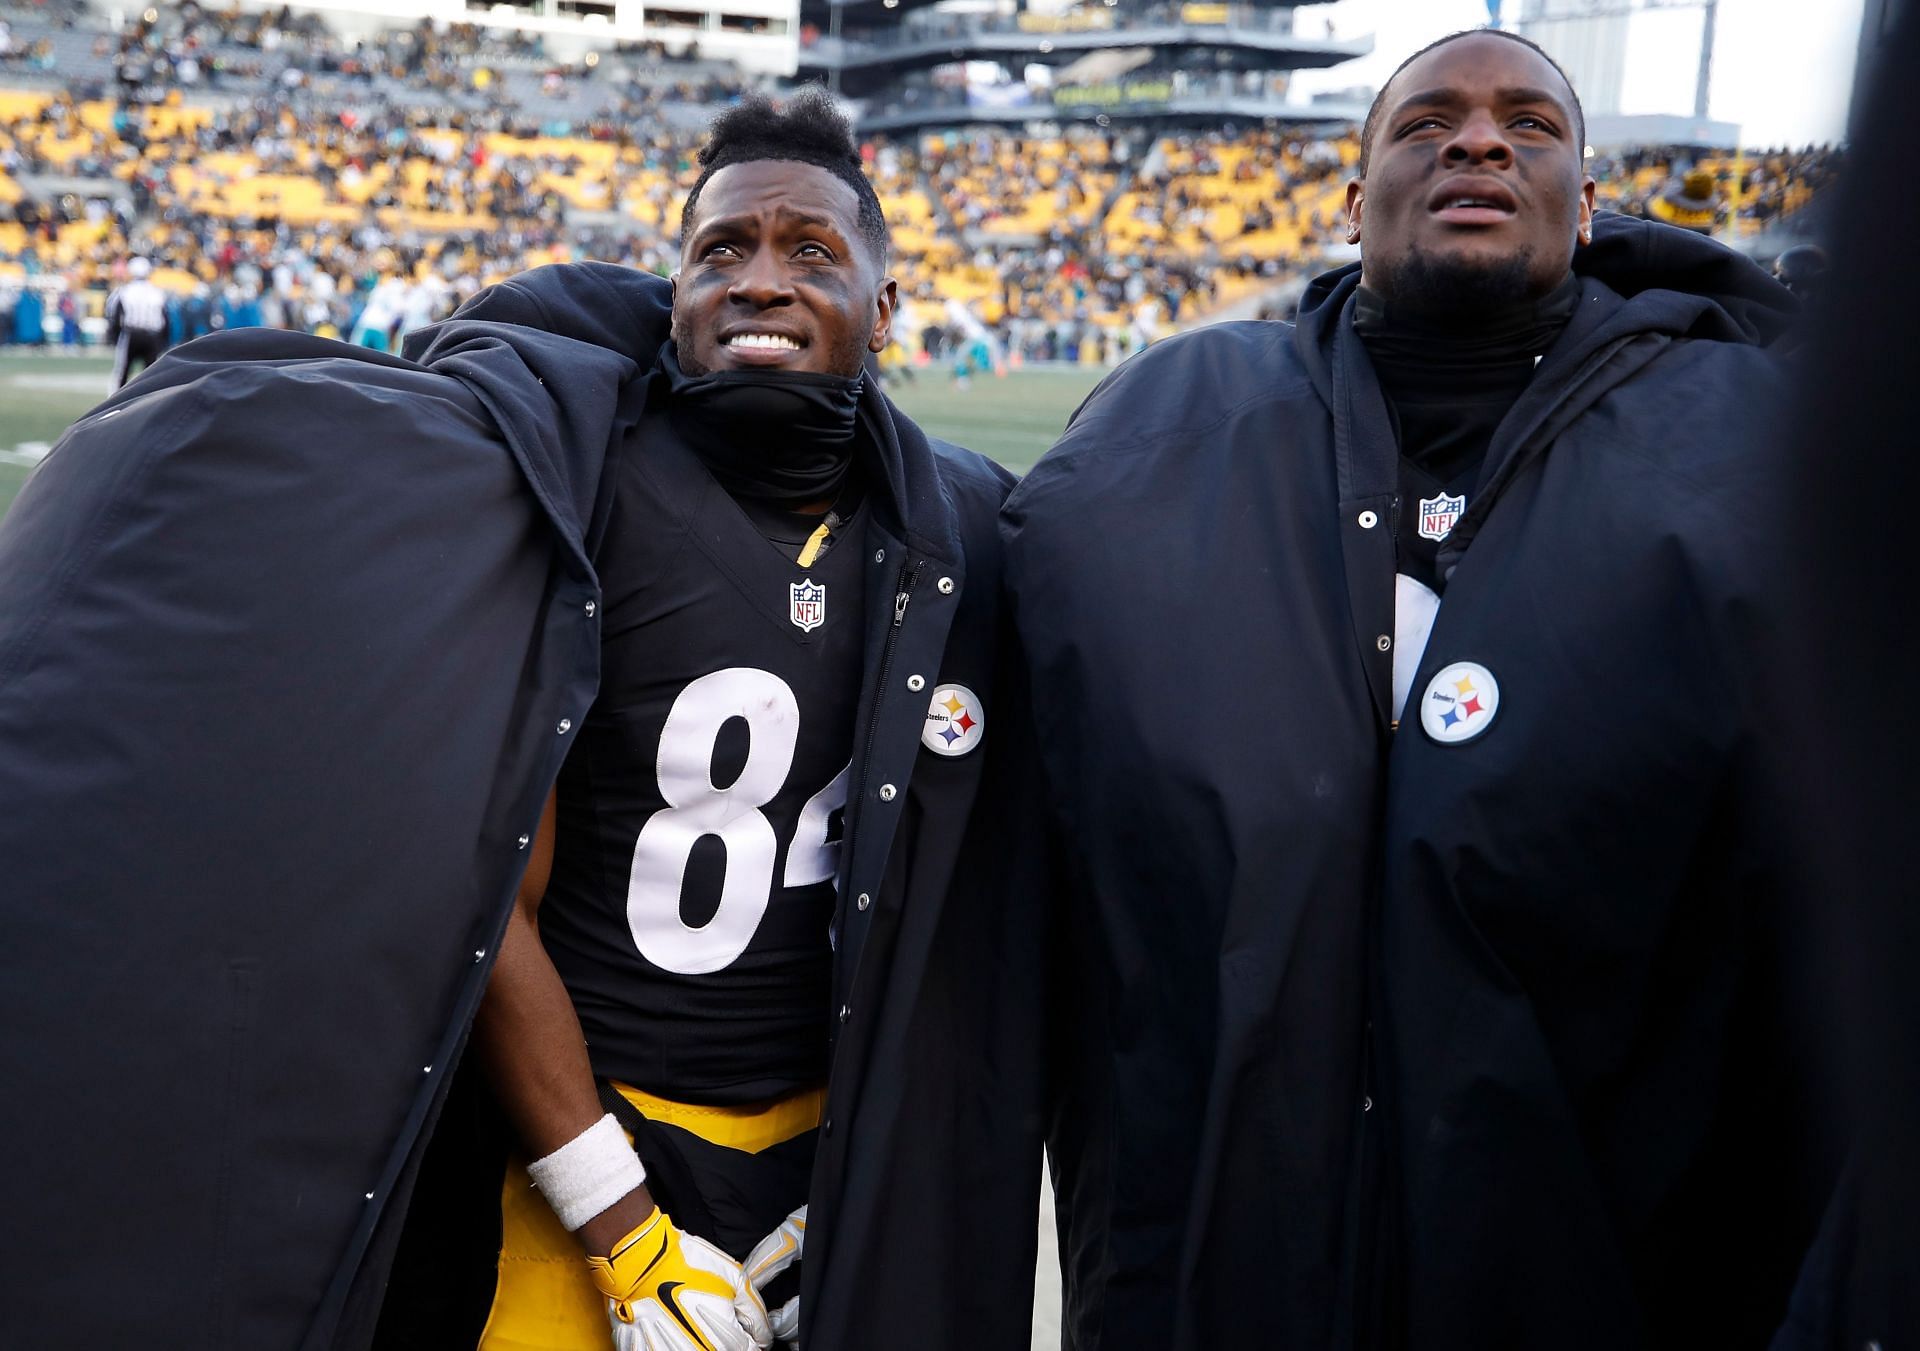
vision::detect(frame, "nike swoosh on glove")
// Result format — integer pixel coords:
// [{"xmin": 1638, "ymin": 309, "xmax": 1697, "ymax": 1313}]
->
[
  {"xmin": 743, "ymin": 1206, "xmax": 806, "ymax": 1345},
  {"xmin": 588, "ymin": 1207, "xmax": 773, "ymax": 1351}
]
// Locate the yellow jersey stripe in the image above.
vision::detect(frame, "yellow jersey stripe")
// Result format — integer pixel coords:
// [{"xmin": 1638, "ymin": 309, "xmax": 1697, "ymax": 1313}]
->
[{"xmin": 609, "ymin": 1080, "xmax": 824, "ymax": 1154}]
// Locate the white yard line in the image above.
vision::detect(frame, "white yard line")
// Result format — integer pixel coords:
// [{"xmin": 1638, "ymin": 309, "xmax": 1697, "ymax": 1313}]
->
[
  {"xmin": 1, "ymin": 372, "xmax": 113, "ymax": 395},
  {"xmin": 0, "ymin": 443, "xmax": 50, "ymax": 468}
]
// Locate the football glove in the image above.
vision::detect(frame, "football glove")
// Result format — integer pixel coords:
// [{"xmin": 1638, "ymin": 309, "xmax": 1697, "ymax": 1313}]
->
[
  {"xmin": 587, "ymin": 1207, "xmax": 773, "ymax": 1351},
  {"xmin": 743, "ymin": 1206, "xmax": 806, "ymax": 1345}
]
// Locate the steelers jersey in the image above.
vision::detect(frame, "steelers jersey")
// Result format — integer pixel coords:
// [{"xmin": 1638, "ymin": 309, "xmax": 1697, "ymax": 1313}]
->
[
  {"xmin": 1396, "ymin": 453, "xmax": 1474, "ymax": 593},
  {"xmin": 539, "ymin": 407, "xmax": 868, "ymax": 1104}
]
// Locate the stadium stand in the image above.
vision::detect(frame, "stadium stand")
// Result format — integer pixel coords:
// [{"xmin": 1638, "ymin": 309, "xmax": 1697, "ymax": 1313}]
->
[
  {"xmin": 1591, "ymin": 143, "xmax": 1845, "ymax": 234},
  {"xmin": 0, "ymin": 0, "xmax": 1843, "ymax": 364}
]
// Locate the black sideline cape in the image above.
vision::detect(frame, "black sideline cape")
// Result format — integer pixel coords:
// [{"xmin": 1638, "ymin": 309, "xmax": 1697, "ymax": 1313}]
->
[
  {"xmin": 1005, "ymin": 214, "xmax": 1821, "ymax": 1350},
  {"xmin": 0, "ymin": 303, "xmax": 647, "ymax": 1347}
]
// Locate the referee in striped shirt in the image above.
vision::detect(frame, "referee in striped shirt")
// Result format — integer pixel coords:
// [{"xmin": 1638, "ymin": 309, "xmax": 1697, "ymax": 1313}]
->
[{"xmin": 106, "ymin": 258, "xmax": 170, "ymax": 389}]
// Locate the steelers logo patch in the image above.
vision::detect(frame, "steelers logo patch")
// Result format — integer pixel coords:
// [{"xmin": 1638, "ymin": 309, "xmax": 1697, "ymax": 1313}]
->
[
  {"xmin": 1420, "ymin": 661, "xmax": 1501, "ymax": 745},
  {"xmin": 921, "ymin": 683, "xmax": 985, "ymax": 757}
]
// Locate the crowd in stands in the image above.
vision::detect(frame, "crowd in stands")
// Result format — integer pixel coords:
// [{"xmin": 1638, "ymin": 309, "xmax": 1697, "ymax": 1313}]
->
[
  {"xmin": 2, "ymin": 0, "xmax": 739, "ymax": 122},
  {"xmin": 0, "ymin": 84, "xmax": 688, "ymax": 335},
  {"xmin": 0, "ymin": 21, "xmax": 55, "ymax": 75},
  {"xmin": 811, "ymin": 1, "xmax": 1311, "ymax": 53},
  {"xmin": 880, "ymin": 125, "xmax": 1348, "ymax": 363},
  {"xmin": 105, "ymin": 6, "xmax": 541, "ymax": 99},
  {"xmin": 0, "ymin": 1, "xmax": 1843, "ymax": 366},
  {"xmin": 1590, "ymin": 143, "xmax": 1845, "ymax": 234}
]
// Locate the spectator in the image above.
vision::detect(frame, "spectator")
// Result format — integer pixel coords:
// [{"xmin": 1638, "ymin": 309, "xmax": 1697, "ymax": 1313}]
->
[
  {"xmin": 57, "ymin": 288, "xmax": 80, "ymax": 345},
  {"xmin": 11, "ymin": 283, "xmax": 45, "ymax": 345}
]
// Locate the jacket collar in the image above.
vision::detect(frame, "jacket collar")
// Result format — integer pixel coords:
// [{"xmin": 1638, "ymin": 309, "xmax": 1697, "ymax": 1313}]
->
[
  {"xmin": 1292, "ymin": 213, "xmax": 1789, "ymax": 517},
  {"xmin": 1298, "ymin": 263, "xmax": 1665, "ymax": 566},
  {"xmin": 1294, "ymin": 210, "xmax": 1791, "ymax": 393},
  {"xmin": 854, "ymin": 383, "xmax": 964, "ymax": 568}
]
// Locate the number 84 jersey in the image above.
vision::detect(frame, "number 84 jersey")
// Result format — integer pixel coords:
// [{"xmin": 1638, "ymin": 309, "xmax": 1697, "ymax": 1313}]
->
[{"xmin": 539, "ymin": 432, "xmax": 869, "ymax": 1106}]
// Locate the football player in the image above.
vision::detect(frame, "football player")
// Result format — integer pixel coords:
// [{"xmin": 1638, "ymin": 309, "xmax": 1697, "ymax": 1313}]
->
[
  {"xmin": 1005, "ymin": 27, "xmax": 1815, "ymax": 1351},
  {"xmin": 399, "ymin": 91, "xmax": 1036, "ymax": 1351}
]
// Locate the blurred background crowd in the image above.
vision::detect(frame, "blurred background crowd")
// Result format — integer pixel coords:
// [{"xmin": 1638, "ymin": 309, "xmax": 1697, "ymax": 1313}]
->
[{"xmin": 0, "ymin": 0, "xmax": 1843, "ymax": 371}]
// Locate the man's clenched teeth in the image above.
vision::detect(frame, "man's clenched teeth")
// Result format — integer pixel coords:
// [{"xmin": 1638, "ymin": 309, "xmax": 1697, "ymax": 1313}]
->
[{"xmin": 726, "ymin": 333, "xmax": 802, "ymax": 351}]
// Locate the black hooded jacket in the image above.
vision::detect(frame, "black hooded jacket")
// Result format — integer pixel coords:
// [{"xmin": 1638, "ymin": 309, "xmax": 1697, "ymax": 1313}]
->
[{"xmin": 1002, "ymin": 214, "xmax": 1815, "ymax": 1350}]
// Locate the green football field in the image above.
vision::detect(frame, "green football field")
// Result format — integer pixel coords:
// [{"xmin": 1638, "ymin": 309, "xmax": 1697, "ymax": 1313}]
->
[
  {"xmin": 0, "ymin": 351, "xmax": 1096, "ymax": 521},
  {"xmin": 885, "ymin": 365, "xmax": 1098, "ymax": 473},
  {"xmin": 0, "ymin": 352, "xmax": 117, "ymax": 519}
]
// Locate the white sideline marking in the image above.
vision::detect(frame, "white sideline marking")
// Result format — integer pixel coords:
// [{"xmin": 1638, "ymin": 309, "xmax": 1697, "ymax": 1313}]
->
[
  {"xmin": 3, "ymin": 372, "xmax": 112, "ymax": 394},
  {"xmin": 0, "ymin": 443, "xmax": 50, "ymax": 467}
]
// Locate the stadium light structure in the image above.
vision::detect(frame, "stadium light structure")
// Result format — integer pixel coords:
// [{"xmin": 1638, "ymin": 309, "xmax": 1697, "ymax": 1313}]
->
[{"xmin": 1500, "ymin": 0, "xmax": 1719, "ymax": 119}]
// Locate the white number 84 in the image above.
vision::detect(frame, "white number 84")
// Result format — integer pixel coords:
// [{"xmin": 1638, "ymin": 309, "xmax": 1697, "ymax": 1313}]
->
[{"xmin": 627, "ymin": 667, "xmax": 850, "ymax": 976}]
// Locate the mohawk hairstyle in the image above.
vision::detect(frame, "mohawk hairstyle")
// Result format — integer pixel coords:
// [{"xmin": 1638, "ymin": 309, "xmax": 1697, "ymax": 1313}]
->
[
  {"xmin": 1358, "ymin": 28, "xmax": 1586, "ymax": 175},
  {"xmin": 679, "ymin": 87, "xmax": 891, "ymax": 261}
]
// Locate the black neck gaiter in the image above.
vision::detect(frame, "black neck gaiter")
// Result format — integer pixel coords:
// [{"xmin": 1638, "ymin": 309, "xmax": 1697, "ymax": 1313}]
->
[
  {"xmin": 1353, "ymin": 272, "xmax": 1582, "ymax": 392},
  {"xmin": 1353, "ymin": 272, "xmax": 1581, "ymax": 485},
  {"xmin": 659, "ymin": 343, "xmax": 864, "ymax": 506}
]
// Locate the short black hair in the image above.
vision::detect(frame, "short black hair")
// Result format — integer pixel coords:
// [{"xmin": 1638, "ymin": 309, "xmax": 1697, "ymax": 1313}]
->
[
  {"xmin": 679, "ymin": 87, "xmax": 891, "ymax": 262},
  {"xmin": 1358, "ymin": 28, "xmax": 1586, "ymax": 175}
]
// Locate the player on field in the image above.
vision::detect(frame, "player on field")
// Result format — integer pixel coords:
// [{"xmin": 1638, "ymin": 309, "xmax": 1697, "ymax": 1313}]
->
[
  {"xmin": 1004, "ymin": 29, "xmax": 1819, "ymax": 1350},
  {"xmin": 376, "ymin": 91, "xmax": 1043, "ymax": 1351}
]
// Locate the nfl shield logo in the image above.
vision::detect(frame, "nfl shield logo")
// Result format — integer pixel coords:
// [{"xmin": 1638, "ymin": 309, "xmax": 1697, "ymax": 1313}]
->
[
  {"xmin": 1417, "ymin": 492, "xmax": 1467, "ymax": 543},
  {"xmin": 789, "ymin": 579, "xmax": 826, "ymax": 632}
]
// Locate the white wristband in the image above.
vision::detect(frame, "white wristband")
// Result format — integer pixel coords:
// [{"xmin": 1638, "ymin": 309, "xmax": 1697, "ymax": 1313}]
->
[{"xmin": 525, "ymin": 1113, "xmax": 647, "ymax": 1232}]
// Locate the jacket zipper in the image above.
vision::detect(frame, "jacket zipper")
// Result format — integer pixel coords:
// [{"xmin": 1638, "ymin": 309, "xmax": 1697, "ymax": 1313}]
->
[
  {"xmin": 859, "ymin": 560, "xmax": 921, "ymax": 807},
  {"xmin": 831, "ymin": 560, "xmax": 919, "ymax": 1001},
  {"xmin": 846, "ymin": 559, "xmax": 920, "ymax": 875}
]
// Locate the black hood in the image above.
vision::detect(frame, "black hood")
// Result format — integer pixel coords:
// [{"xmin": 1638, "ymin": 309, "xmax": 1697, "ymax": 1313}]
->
[
  {"xmin": 1290, "ymin": 210, "xmax": 1798, "ymax": 588},
  {"xmin": 404, "ymin": 262, "xmax": 672, "ymax": 571},
  {"xmin": 1570, "ymin": 211, "xmax": 1798, "ymax": 344},
  {"xmin": 1298, "ymin": 211, "xmax": 1798, "ymax": 379}
]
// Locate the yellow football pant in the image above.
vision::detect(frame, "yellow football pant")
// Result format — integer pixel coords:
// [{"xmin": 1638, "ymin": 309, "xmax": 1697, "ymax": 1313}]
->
[{"xmin": 477, "ymin": 1081, "xmax": 824, "ymax": 1351}]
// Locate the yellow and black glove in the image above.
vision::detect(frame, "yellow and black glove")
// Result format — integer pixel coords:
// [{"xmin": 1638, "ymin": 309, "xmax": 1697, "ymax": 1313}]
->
[{"xmin": 587, "ymin": 1207, "xmax": 773, "ymax": 1351}]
